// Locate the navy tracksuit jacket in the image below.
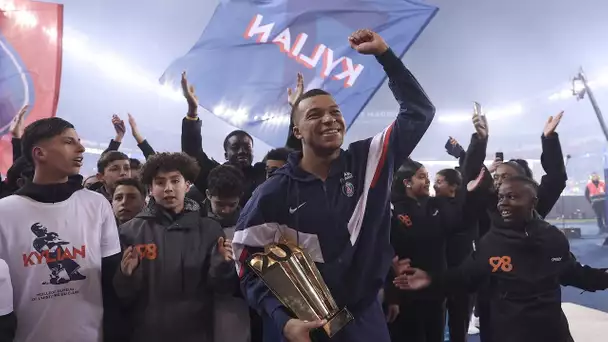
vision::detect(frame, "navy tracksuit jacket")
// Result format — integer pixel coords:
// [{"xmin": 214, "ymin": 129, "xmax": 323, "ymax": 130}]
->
[{"xmin": 233, "ymin": 48, "xmax": 435, "ymax": 342}]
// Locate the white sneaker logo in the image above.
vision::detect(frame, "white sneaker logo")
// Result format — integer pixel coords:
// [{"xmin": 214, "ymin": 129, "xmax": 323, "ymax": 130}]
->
[
  {"xmin": 289, "ymin": 202, "xmax": 306, "ymax": 214},
  {"xmin": 432, "ymin": 209, "xmax": 439, "ymax": 216}
]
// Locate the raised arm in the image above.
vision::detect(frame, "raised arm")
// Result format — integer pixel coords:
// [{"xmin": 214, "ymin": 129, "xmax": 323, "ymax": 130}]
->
[
  {"xmin": 285, "ymin": 73, "xmax": 304, "ymax": 151},
  {"xmin": 350, "ymin": 30, "xmax": 435, "ymax": 172},
  {"xmin": 536, "ymin": 112, "xmax": 567, "ymax": 218},
  {"xmin": 127, "ymin": 114, "xmax": 156, "ymax": 160},
  {"xmin": 103, "ymin": 115, "xmax": 126, "ymax": 154},
  {"xmin": 9, "ymin": 105, "xmax": 28, "ymax": 161},
  {"xmin": 462, "ymin": 111, "xmax": 489, "ymax": 185},
  {"xmin": 180, "ymin": 72, "xmax": 220, "ymax": 194}
]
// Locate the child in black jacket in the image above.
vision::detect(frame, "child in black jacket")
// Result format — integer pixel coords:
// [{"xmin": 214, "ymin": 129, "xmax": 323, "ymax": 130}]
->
[{"xmin": 394, "ymin": 176, "xmax": 608, "ymax": 342}]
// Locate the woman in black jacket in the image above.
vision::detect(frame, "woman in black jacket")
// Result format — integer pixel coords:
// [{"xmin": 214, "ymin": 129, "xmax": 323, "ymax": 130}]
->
[
  {"xmin": 385, "ymin": 159, "xmax": 477, "ymax": 342},
  {"xmin": 435, "ymin": 168, "xmax": 480, "ymax": 342},
  {"xmin": 395, "ymin": 175, "xmax": 608, "ymax": 342}
]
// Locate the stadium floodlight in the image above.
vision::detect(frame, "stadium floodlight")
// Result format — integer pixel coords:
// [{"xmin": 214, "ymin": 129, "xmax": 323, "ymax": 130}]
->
[{"xmin": 571, "ymin": 67, "xmax": 608, "ymax": 142}]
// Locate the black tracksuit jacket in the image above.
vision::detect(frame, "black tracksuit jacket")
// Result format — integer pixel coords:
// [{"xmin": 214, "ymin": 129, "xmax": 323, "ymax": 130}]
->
[{"xmin": 432, "ymin": 218, "xmax": 608, "ymax": 342}]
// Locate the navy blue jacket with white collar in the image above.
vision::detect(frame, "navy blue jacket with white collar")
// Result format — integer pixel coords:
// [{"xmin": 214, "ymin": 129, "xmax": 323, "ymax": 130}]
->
[{"xmin": 233, "ymin": 48, "xmax": 435, "ymax": 338}]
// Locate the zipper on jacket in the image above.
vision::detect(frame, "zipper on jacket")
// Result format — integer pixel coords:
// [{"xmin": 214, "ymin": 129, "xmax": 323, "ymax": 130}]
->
[{"xmin": 322, "ymin": 182, "xmax": 335, "ymax": 224}]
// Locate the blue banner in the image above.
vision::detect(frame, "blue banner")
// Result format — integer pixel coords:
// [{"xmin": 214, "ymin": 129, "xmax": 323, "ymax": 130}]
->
[{"xmin": 161, "ymin": 0, "xmax": 437, "ymax": 147}]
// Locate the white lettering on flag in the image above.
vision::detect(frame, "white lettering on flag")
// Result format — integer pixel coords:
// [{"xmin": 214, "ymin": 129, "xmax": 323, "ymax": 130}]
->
[{"xmin": 244, "ymin": 14, "xmax": 365, "ymax": 88}]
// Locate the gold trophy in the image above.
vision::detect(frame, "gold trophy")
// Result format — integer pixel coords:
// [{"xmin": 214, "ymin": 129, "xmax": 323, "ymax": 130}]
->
[{"xmin": 247, "ymin": 239, "xmax": 354, "ymax": 337}]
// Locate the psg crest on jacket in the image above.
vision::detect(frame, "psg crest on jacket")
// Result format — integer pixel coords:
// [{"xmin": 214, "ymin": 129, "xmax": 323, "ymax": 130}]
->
[{"xmin": 341, "ymin": 172, "xmax": 354, "ymax": 197}]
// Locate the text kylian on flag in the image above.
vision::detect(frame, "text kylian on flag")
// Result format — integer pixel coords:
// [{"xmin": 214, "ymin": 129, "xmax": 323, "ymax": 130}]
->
[{"xmin": 161, "ymin": 0, "xmax": 437, "ymax": 148}]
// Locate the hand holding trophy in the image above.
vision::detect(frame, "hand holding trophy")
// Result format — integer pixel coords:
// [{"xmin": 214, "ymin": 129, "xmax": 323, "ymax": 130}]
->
[{"xmin": 247, "ymin": 239, "xmax": 354, "ymax": 339}]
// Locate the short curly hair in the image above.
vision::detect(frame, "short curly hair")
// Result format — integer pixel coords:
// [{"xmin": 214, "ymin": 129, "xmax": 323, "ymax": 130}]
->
[
  {"xmin": 208, "ymin": 164, "xmax": 245, "ymax": 198},
  {"xmin": 140, "ymin": 152, "xmax": 200, "ymax": 186}
]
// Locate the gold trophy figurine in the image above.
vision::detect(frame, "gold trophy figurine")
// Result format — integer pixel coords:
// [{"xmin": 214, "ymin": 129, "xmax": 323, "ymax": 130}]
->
[{"xmin": 247, "ymin": 239, "xmax": 354, "ymax": 338}]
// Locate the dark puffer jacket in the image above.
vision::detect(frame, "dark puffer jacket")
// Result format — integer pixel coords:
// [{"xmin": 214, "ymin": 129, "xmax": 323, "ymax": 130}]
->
[{"xmin": 114, "ymin": 198, "xmax": 237, "ymax": 342}]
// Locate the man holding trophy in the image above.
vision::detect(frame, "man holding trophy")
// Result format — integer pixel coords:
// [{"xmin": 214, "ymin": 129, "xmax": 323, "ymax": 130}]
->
[{"xmin": 233, "ymin": 29, "xmax": 436, "ymax": 342}]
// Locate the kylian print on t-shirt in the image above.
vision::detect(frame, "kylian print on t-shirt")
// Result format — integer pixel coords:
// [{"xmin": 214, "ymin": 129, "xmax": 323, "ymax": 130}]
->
[{"xmin": 23, "ymin": 223, "xmax": 87, "ymax": 285}]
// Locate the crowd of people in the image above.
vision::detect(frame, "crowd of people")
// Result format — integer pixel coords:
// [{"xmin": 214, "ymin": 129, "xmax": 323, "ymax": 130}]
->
[{"xmin": 1, "ymin": 29, "xmax": 608, "ymax": 342}]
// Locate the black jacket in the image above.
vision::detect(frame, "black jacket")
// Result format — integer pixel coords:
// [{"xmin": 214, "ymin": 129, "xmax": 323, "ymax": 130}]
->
[
  {"xmin": 114, "ymin": 198, "xmax": 237, "ymax": 342},
  {"xmin": 386, "ymin": 168, "xmax": 483, "ymax": 304},
  {"xmin": 433, "ymin": 218, "xmax": 608, "ymax": 342},
  {"xmin": 463, "ymin": 133, "xmax": 567, "ymax": 238},
  {"xmin": 103, "ymin": 138, "xmax": 156, "ymax": 160},
  {"xmin": 181, "ymin": 117, "xmax": 266, "ymax": 206},
  {"xmin": 386, "ymin": 194, "xmax": 460, "ymax": 303}
]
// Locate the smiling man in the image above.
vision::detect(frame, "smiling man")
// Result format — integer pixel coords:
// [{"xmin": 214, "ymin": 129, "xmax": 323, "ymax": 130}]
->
[
  {"xmin": 395, "ymin": 175, "xmax": 608, "ymax": 342},
  {"xmin": 233, "ymin": 29, "xmax": 435, "ymax": 342},
  {"xmin": 181, "ymin": 74, "xmax": 266, "ymax": 208}
]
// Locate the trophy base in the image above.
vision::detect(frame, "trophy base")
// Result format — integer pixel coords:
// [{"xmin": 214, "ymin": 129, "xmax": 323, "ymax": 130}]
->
[{"xmin": 322, "ymin": 307, "xmax": 354, "ymax": 338}]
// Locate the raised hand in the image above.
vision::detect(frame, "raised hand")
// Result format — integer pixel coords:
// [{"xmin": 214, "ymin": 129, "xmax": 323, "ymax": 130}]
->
[
  {"xmin": 217, "ymin": 237, "xmax": 233, "ymax": 261},
  {"xmin": 472, "ymin": 110, "xmax": 488, "ymax": 139},
  {"xmin": 393, "ymin": 268, "xmax": 431, "ymax": 290},
  {"xmin": 543, "ymin": 111, "xmax": 564, "ymax": 137},
  {"xmin": 488, "ymin": 159, "xmax": 502, "ymax": 173},
  {"xmin": 449, "ymin": 136, "xmax": 459, "ymax": 147},
  {"xmin": 283, "ymin": 318, "xmax": 327, "ymax": 342},
  {"xmin": 287, "ymin": 72, "xmax": 304, "ymax": 107},
  {"xmin": 120, "ymin": 246, "xmax": 140, "ymax": 276},
  {"xmin": 127, "ymin": 113, "xmax": 144, "ymax": 144},
  {"xmin": 181, "ymin": 71, "xmax": 199, "ymax": 113},
  {"xmin": 9, "ymin": 104, "xmax": 28, "ymax": 138},
  {"xmin": 127, "ymin": 113, "xmax": 137, "ymax": 131},
  {"xmin": 112, "ymin": 114, "xmax": 126, "ymax": 140},
  {"xmin": 446, "ymin": 136, "xmax": 464, "ymax": 158},
  {"xmin": 348, "ymin": 29, "xmax": 389, "ymax": 56},
  {"xmin": 467, "ymin": 168, "xmax": 486, "ymax": 192}
]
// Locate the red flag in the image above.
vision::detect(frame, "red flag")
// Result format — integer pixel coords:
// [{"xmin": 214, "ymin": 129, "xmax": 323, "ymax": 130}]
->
[{"xmin": 0, "ymin": 0, "xmax": 63, "ymax": 174}]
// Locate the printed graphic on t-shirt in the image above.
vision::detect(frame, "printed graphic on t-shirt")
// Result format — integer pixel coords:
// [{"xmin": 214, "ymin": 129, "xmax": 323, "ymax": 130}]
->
[{"xmin": 22, "ymin": 223, "xmax": 87, "ymax": 286}]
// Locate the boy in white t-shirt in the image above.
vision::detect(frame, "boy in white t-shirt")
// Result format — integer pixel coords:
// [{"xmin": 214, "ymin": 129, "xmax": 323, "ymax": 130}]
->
[
  {"xmin": 0, "ymin": 118, "xmax": 122, "ymax": 342},
  {"xmin": 0, "ymin": 258, "xmax": 16, "ymax": 342}
]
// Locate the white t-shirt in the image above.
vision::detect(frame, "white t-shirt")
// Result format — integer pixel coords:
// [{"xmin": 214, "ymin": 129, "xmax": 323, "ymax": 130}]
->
[
  {"xmin": 0, "ymin": 259, "xmax": 13, "ymax": 316},
  {"xmin": 0, "ymin": 189, "xmax": 121, "ymax": 342}
]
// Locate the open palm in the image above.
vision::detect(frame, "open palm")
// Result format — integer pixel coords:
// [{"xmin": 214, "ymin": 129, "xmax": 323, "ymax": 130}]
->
[
  {"xmin": 287, "ymin": 72, "xmax": 304, "ymax": 107},
  {"xmin": 543, "ymin": 111, "xmax": 564, "ymax": 137}
]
